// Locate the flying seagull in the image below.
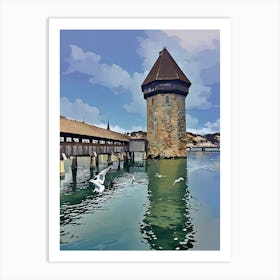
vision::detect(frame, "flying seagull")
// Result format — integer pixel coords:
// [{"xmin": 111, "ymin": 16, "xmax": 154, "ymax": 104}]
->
[
  {"xmin": 89, "ymin": 166, "xmax": 112, "ymax": 193},
  {"xmin": 155, "ymin": 173, "xmax": 166, "ymax": 178},
  {"xmin": 173, "ymin": 177, "xmax": 184, "ymax": 185}
]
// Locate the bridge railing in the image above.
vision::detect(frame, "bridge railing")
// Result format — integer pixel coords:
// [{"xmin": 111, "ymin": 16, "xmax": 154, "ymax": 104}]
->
[
  {"xmin": 187, "ymin": 146, "xmax": 220, "ymax": 152},
  {"xmin": 60, "ymin": 142, "xmax": 129, "ymax": 157}
]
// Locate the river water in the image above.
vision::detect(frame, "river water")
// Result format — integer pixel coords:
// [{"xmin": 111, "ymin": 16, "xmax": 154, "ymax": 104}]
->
[{"xmin": 60, "ymin": 152, "xmax": 220, "ymax": 250}]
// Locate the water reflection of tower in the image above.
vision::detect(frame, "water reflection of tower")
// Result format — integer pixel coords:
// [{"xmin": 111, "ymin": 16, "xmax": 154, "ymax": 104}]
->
[{"xmin": 141, "ymin": 158, "xmax": 196, "ymax": 250}]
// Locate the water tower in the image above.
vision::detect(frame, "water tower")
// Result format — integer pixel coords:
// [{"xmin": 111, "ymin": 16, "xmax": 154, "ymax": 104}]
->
[{"xmin": 141, "ymin": 48, "xmax": 191, "ymax": 158}]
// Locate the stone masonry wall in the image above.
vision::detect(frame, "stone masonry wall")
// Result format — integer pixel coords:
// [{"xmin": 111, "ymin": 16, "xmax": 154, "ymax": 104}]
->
[{"xmin": 147, "ymin": 93, "xmax": 187, "ymax": 158}]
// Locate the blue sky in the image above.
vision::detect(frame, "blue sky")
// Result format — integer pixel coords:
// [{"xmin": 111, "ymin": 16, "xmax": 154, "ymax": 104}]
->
[{"xmin": 60, "ymin": 29, "xmax": 220, "ymax": 135}]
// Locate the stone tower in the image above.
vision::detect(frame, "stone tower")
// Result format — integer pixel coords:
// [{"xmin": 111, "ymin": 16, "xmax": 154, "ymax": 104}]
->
[{"xmin": 141, "ymin": 48, "xmax": 191, "ymax": 158}]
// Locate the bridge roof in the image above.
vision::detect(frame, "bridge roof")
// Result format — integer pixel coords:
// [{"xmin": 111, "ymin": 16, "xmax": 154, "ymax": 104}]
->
[{"xmin": 60, "ymin": 117, "xmax": 130, "ymax": 142}]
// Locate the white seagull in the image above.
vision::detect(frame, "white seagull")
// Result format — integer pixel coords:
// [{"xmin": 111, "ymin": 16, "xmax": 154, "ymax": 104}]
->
[
  {"xmin": 173, "ymin": 177, "xmax": 184, "ymax": 185},
  {"xmin": 131, "ymin": 175, "xmax": 135, "ymax": 183},
  {"xmin": 155, "ymin": 173, "xmax": 166, "ymax": 178},
  {"xmin": 89, "ymin": 166, "xmax": 111, "ymax": 193}
]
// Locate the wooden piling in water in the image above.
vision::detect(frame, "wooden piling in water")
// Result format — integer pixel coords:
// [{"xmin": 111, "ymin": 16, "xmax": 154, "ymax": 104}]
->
[
  {"xmin": 71, "ymin": 157, "xmax": 77, "ymax": 189},
  {"xmin": 60, "ymin": 160, "xmax": 65, "ymax": 178},
  {"xmin": 107, "ymin": 154, "xmax": 113, "ymax": 166},
  {"xmin": 142, "ymin": 151, "xmax": 147, "ymax": 160},
  {"xmin": 90, "ymin": 156, "xmax": 95, "ymax": 178},
  {"xmin": 125, "ymin": 152, "xmax": 129, "ymax": 163},
  {"xmin": 120, "ymin": 152, "xmax": 124, "ymax": 161},
  {"xmin": 71, "ymin": 156, "xmax": 77, "ymax": 169},
  {"xmin": 117, "ymin": 155, "xmax": 121, "ymax": 170},
  {"xmin": 96, "ymin": 154, "xmax": 99, "ymax": 167},
  {"xmin": 90, "ymin": 156, "xmax": 95, "ymax": 168}
]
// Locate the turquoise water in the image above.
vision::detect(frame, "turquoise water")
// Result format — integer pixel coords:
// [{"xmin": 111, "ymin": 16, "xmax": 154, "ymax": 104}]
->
[{"xmin": 60, "ymin": 152, "xmax": 220, "ymax": 250}]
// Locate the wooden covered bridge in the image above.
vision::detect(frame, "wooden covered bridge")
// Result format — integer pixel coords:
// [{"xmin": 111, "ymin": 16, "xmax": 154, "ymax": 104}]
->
[{"xmin": 60, "ymin": 117, "xmax": 147, "ymax": 177}]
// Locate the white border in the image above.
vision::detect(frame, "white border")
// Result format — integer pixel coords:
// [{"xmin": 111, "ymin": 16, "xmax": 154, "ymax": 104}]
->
[{"xmin": 49, "ymin": 18, "xmax": 231, "ymax": 262}]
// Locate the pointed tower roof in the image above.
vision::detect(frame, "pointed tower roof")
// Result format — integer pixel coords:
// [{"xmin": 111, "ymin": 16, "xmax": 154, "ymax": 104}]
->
[{"xmin": 142, "ymin": 48, "xmax": 191, "ymax": 87}]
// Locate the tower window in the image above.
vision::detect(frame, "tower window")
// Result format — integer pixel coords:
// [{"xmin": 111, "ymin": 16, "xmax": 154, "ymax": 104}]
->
[
  {"xmin": 151, "ymin": 97, "xmax": 154, "ymax": 105},
  {"xmin": 165, "ymin": 96, "xmax": 170, "ymax": 105}
]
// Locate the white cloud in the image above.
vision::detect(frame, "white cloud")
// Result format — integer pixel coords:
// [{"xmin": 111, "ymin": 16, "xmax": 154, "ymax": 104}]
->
[
  {"xmin": 96, "ymin": 123, "xmax": 145, "ymax": 134},
  {"xmin": 122, "ymin": 72, "xmax": 146, "ymax": 114},
  {"xmin": 95, "ymin": 122, "xmax": 127, "ymax": 134},
  {"xmin": 65, "ymin": 45, "xmax": 130, "ymax": 89},
  {"xmin": 186, "ymin": 114, "xmax": 199, "ymax": 128},
  {"xmin": 205, "ymin": 118, "xmax": 220, "ymax": 131},
  {"xmin": 70, "ymin": 44, "xmax": 86, "ymax": 60},
  {"xmin": 163, "ymin": 30, "xmax": 220, "ymax": 52},
  {"xmin": 89, "ymin": 63, "xmax": 131, "ymax": 89},
  {"xmin": 60, "ymin": 97, "xmax": 101, "ymax": 124},
  {"xmin": 61, "ymin": 97, "xmax": 144, "ymax": 134},
  {"xmin": 64, "ymin": 45, "xmax": 101, "ymax": 75},
  {"xmin": 64, "ymin": 45, "xmax": 146, "ymax": 116},
  {"xmin": 188, "ymin": 119, "xmax": 220, "ymax": 135}
]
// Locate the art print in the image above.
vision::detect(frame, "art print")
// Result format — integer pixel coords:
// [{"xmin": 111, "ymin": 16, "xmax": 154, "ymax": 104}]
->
[{"xmin": 49, "ymin": 18, "xmax": 231, "ymax": 262}]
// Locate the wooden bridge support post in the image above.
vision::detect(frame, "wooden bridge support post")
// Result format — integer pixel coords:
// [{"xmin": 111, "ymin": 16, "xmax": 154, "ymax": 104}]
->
[
  {"xmin": 71, "ymin": 156, "xmax": 77, "ymax": 169},
  {"xmin": 120, "ymin": 152, "xmax": 124, "ymax": 161},
  {"xmin": 96, "ymin": 154, "xmax": 99, "ymax": 167},
  {"xmin": 90, "ymin": 156, "xmax": 95, "ymax": 168},
  {"xmin": 124, "ymin": 152, "xmax": 128, "ymax": 167},
  {"xmin": 60, "ymin": 160, "xmax": 65, "ymax": 179},
  {"xmin": 71, "ymin": 156, "xmax": 77, "ymax": 191},
  {"xmin": 90, "ymin": 156, "xmax": 95, "ymax": 179},
  {"xmin": 107, "ymin": 154, "xmax": 113, "ymax": 166},
  {"xmin": 142, "ymin": 151, "xmax": 147, "ymax": 160},
  {"xmin": 117, "ymin": 153, "xmax": 121, "ymax": 170}
]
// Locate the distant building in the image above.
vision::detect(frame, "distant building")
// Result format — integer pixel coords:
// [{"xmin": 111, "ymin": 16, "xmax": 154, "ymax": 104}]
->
[
  {"xmin": 130, "ymin": 130, "xmax": 147, "ymax": 139},
  {"xmin": 141, "ymin": 48, "xmax": 191, "ymax": 158}
]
